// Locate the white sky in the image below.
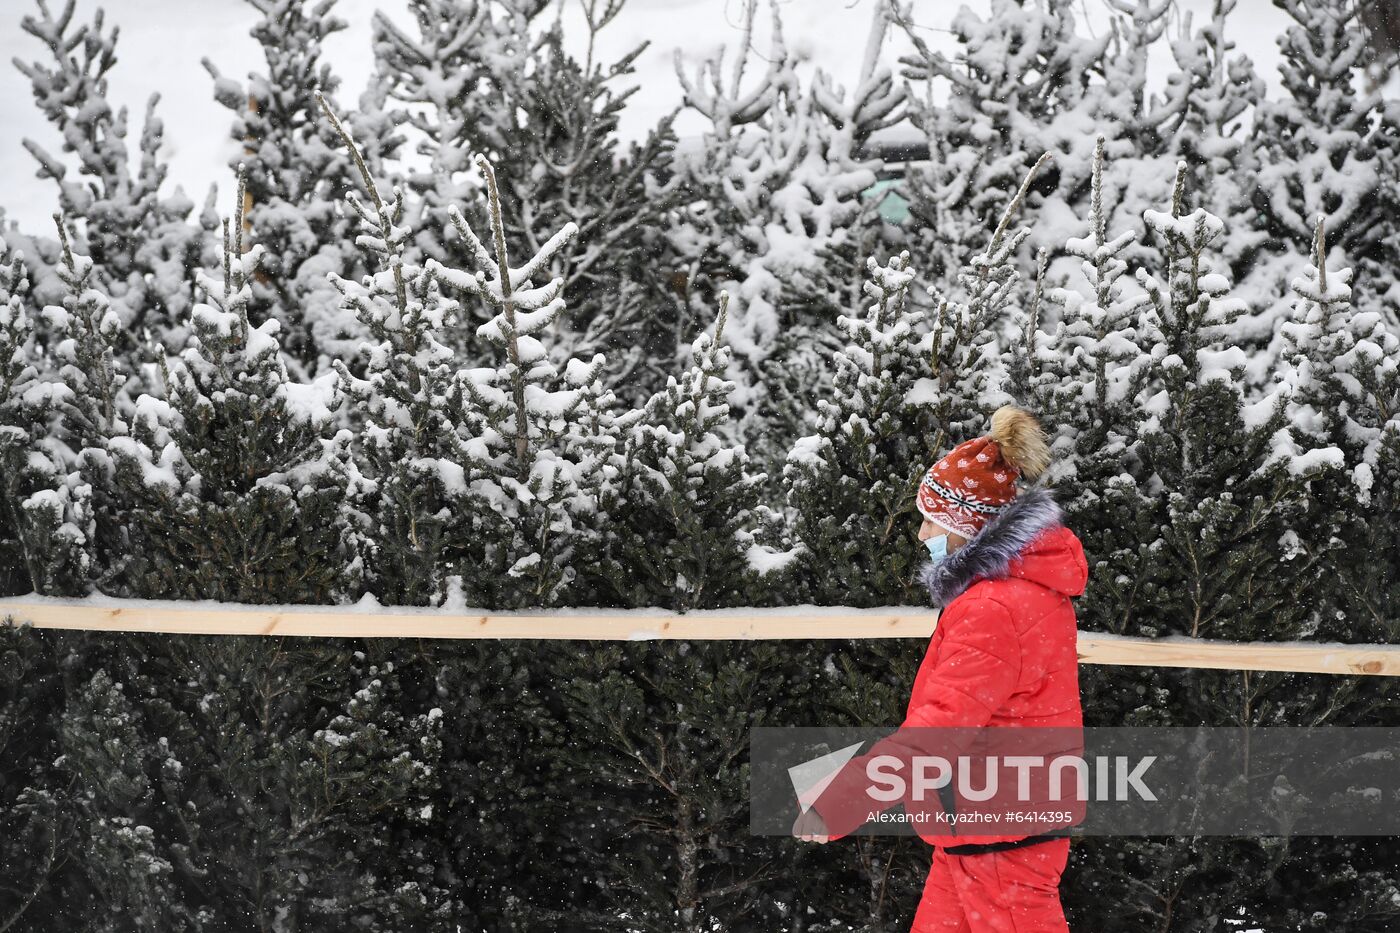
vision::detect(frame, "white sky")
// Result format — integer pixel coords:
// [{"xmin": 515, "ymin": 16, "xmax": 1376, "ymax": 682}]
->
[{"xmin": 0, "ymin": 0, "xmax": 1295, "ymax": 233}]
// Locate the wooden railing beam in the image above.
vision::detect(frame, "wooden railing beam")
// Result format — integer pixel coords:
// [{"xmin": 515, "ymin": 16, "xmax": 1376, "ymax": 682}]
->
[{"xmin": 2, "ymin": 600, "xmax": 1397, "ymax": 676}]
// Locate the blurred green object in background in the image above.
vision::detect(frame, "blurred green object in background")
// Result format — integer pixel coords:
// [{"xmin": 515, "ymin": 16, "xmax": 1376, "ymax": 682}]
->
[{"xmin": 863, "ymin": 177, "xmax": 910, "ymax": 224}]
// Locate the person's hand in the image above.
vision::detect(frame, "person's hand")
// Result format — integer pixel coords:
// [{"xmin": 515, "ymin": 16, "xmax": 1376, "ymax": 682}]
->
[{"xmin": 792, "ymin": 807, "xmax": 831, "ymax": 843}]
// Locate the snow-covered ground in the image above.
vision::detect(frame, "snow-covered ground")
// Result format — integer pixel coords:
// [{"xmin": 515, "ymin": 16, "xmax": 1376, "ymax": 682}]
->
[{"xmin": 0, "ymin": 0, "xmax": 1295, "ymax": 234}]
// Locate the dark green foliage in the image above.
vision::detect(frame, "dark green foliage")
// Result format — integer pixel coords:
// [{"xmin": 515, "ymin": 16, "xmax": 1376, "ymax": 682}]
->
[
  {"xmin": 0, "ymin": 626, "xmax": 79, "ymax": 931},
  {"xmin": 1247, "ymin": 835, "xmax": 1400, "ymax": 932},
  {"xmin": 411, "ymin": 640, "xmax": 572, "ymax": 931},
  {"xmin": 141, "ymin": 637, "xmax": 441, "ymax": 931},
  {"xmin": 558, "ymin": 640, "xmax": 813, "ymax": 932}
]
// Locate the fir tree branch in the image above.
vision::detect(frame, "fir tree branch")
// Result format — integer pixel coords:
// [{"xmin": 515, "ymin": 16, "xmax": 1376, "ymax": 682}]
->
[
  {"xmin": 315, "ymin": 90, "xmax": 407, "ymax": 317},
  {"xmin": 476, "ymin": 155, "xmax": 531, "ymax": 479}
]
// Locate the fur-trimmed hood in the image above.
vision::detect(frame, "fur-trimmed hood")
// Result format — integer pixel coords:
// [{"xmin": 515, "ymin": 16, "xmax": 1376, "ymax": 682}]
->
[{"xmin": 915, "ymin": 485, "xmax": 1086, "ymax": 608}]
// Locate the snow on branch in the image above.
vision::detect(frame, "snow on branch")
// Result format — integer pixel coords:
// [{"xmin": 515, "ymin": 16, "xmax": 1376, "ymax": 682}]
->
[{"xmin": 673, "ymin": 0, "xmax": 792, "ymax": 135}]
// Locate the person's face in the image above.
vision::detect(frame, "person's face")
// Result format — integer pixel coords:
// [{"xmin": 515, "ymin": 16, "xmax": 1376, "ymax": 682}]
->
[{"xmin": 918, "ymin": 518, "xmax": 967, "ymax": 552}]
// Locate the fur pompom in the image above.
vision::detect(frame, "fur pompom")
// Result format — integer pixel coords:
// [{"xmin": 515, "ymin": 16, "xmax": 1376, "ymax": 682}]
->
[{"xmin": 989, "ymin": 406, "xmax": 1050, "ymax": 479}]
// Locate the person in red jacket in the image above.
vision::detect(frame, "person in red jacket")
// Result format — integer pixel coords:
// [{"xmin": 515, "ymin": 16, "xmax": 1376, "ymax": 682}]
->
[{"xmin": 794, "ymin": 405, "xmax": 1089, "ymax": 933}]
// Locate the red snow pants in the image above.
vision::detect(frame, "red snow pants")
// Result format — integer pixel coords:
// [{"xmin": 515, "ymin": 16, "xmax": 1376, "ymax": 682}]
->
[{"xmin": 910, "ymin": 838, "xmax": 1070, "ymax": 933}]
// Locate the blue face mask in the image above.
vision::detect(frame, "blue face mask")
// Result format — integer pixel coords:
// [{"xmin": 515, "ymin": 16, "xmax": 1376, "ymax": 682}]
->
[{"xmin": 924, "ymin": 533, "xmax": 949, "ymax": 564}]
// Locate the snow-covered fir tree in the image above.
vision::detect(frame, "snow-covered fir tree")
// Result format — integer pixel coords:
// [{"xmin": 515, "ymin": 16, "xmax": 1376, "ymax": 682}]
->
[
  {"xmin": 1105, "ymin": 162, "xmax": 1316, "ymax": 646},
  {"xmin": 1099, "ymin": 0, "xmax": 1174, "ymax": 147},
  {"xmin": 672, "ymin": 0, "xmax": 902, "ymax": 462},
  {"xmin": 205, "ymin": 0, "xmax": 399, "ymax": 371},
  {"xmin": 925, "ymin": 155, "xmax": 1050, "ymax": 442},
  {"xmin": 1034, "ymin": 138, "xmax": 1146, "ymax": 501},
  {"xmin": 317, "ymin": 95, "xmax": 493, "ymax": 607},
  {"xmin": 429, "ymin": 156, "xmax": 615, "ymax": 609},
  {"xmin": 106, "ymin": 168, "xmax": 355, "ymax": 602},
  {"xmin": 1087, "ymin": 0, "xmax": 1178, "ymax": 266},
  {"xmin": 1274, "ymin": 217, "xmax": 1400, "ymax": 651},
  {"xmin": 0, "ymin": 236, "xmax": 88, "ymax": 595},
  {"xmin": 1274, "ymin": 219, "xmax": 1364, "ymax": 459},
  {"xmin": 782, "ymin": 249, "xmax": 930, "ymax": 606},
  {"xmin": 768, "ymin": 155, "xmax": 1043, "ymax": 605},
  {"xmin": 374, "ymin": 0, "xmax": 679, "ymax": 407},
  {"xmin": 891, "ymin": 0, "xmax": 1109, "ymax": 288},
  {"xmin": 324, "ymin": 89, "xmax": 624, "ymax": 609},
  {"xmin": 16, "ymin": 0, "xmax": 209, "ymax": 375},
  {"xmin": 1252, "ymin": 0, "xmax": 1400, "ymax": 325},
  {"xmin": 600, "ymin": 292, "xmax": 766, "ymax": 610},
  {"xmin": 489, "ymin": 22, "xmax": 681, "ymax": 407},
  {"xmin": 1156, "ymin": 0, "xmax": 1266, "ymax": 277},
  {"xmin": 767, "ymin": 1, "xmax": 907, "ymax": 408},
  {"xmin": 370, "ymin": 0, "xmax": 542, "ymax": 261},
  {"xmin": 44, "ymin": 215, "xmax": 132, "ymax": 589}
]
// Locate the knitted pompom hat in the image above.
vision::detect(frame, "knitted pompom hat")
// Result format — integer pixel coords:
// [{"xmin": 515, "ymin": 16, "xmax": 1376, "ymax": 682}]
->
[{"xmin": 916, "ymin": 406, "xmax": 1050, "ymax": 538}]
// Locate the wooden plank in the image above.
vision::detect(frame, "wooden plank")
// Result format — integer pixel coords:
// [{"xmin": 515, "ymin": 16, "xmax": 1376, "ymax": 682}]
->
[
  {"xmin": 2, "ymin": 600, "xmax": 1398, "ymax": 675},
  {"xmin": 1075, "ymin": 632, "xmax": 1400, "ymax": 677},
  {"xmin": 0, "ymin": 601, "xmax": 936, "ymax": 641}
]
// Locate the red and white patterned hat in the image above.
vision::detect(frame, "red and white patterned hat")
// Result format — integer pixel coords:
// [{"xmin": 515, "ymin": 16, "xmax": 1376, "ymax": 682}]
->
[
  {"xmin": 916, "ymin": 407, "xmax": 1051, "ymax": 539},
  {"xmin": 916, "ymin": 435, "xmax": 1020, "ymax": 538}
]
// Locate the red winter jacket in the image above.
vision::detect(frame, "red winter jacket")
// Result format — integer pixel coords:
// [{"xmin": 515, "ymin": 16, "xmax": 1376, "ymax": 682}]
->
[{"xmin": 811, "ymin": 485, "xmax": 1089, "ymax": 848}]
